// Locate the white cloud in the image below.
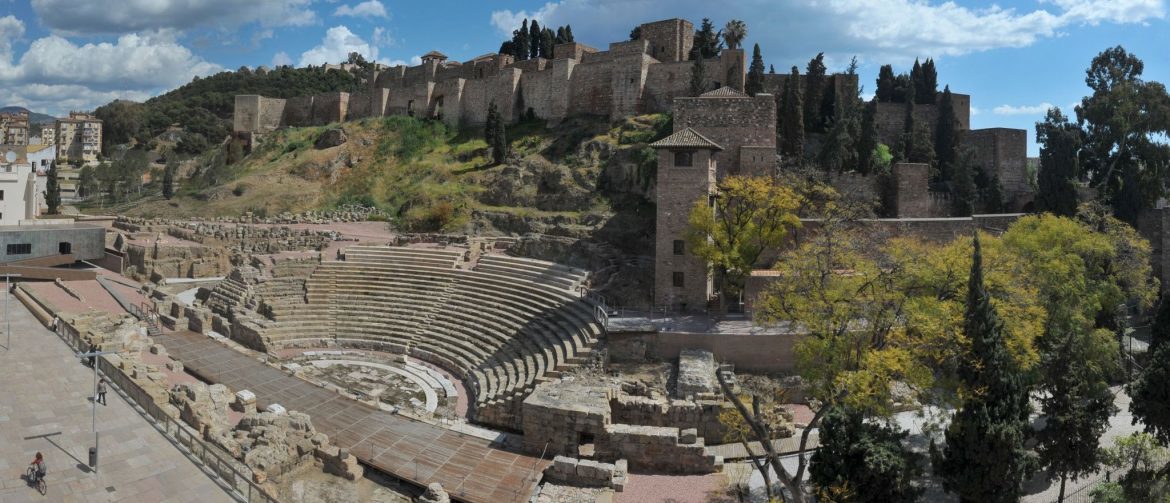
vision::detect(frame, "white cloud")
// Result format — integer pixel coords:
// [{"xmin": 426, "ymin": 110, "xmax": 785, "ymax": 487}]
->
[
  {"xmin": 489, "ymin": 0, "xmax": 1166, "ymax": 66},
  {"xmin": 970, "ymin": 106, "xmax": 982, "ymax": 116},
  {"xmin": 372, "ymin": 27, "xmax": 397, "ymax": 47},
  {"xmin": 334, "ymin": 1, "xmax": 388, "ymax": 18},
  {"xmin": 272, "ymin": 51, "xmax": 293, "ymax": 67},
  {"xmin": 299, "ymin": 25, "xmax": 381, "ymax": 67},
  {"xmin": 0, "ymin": 17, "xmax": 221, "ymax": 115},
  {"xmin": 30, "ymin": 0, "xmax": 316, "ymax": 34},
  {"xmin": 993, "ymin": 102, "xmax": 1056, "ymax": 115}
]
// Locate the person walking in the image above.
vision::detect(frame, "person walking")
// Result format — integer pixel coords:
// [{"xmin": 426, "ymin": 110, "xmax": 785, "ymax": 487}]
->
[{"xmin": 97, "ymin": 377, "xmax": 107, "ymax": 406}]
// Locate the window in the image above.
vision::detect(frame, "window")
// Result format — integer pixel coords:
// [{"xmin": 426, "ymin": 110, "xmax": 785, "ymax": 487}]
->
[
  {"xmin": 672, "ymin": 271, "xmax": 685, "ymax": 288},
  {"xmin": 674, "ymin": 151, "xmax": 693, "ymax": 167},
  {"xmin": 7, "ymin": 243, "xmax": 31, "ymax": 255},
  {"xmin": 59, "ymin": 242, "xmax": 71, "ymax": 255},
  {"xmin": 0, "ymin": 190, "xmax": 4, "ymax": 201},
  {"xmin": 673, "ymin": 240, "xmax": 684, "ymax": 255}
]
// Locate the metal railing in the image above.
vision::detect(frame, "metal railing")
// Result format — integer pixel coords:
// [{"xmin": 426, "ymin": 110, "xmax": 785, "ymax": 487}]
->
[{"xmin": 52, "ymin": 320, "xmax": 278, "ymax": 503}]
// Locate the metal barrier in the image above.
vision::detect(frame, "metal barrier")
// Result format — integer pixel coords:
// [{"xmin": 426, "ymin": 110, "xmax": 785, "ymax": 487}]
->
[{"xmin": 52, "ymin": 320, "xmax": 278, "ymax": 503}]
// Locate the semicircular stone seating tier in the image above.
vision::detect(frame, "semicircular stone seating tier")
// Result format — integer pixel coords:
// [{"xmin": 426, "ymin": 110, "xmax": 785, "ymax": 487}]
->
[{"xmin": 260, "ymin": 245, "xmax": 603, "ymax": 421}]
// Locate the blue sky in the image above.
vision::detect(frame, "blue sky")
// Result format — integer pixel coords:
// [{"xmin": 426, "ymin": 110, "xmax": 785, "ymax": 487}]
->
[{"xmin": 1, "ymin": 0, "xmax": 1167, "ymax": 155}]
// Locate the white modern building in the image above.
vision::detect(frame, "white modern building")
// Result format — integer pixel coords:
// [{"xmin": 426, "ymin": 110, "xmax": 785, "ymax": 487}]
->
[{"xmin": 0, "ymin": 145, "xmax": 43, "ymax": 225}]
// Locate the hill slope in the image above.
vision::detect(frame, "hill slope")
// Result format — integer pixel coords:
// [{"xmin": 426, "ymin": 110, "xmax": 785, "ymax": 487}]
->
[{"xmin": 0, "ymin": 106, "xmax": 56, "ymax": 125}]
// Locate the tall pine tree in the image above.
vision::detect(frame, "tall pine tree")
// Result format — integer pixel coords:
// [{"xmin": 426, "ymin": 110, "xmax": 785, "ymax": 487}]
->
[
  {"xmin": 780, "ymin": 66, "xmax": 804, "ymax": 161},
  {"xmin": 689, "ymin": 18, "xmax": 721, "ymax": 59},
  {"xmin": 935, "ymin": 232, "xmax": 1035, "ymax": 503},
  {"xmin": 745, "ymin": 44, "xmax": 765, "ymax": 96},
  {"xmin": 1035, "ymin": 107, "xmax": 1082, "ymax": 217},
  {"xmin": 44, "ymin": 160, "xmax": 61, "ymax": 215}
]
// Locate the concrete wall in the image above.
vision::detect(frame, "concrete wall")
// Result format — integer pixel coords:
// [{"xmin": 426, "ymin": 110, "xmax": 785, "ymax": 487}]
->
[{"xmin": 0, "ymin": 224, "xmax": 105, "ymax": 263}]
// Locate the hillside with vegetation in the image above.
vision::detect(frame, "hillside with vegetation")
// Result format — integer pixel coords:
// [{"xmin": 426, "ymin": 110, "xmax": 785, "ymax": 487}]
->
[{"xmin": 92, "ymin": 64, "xmax": 368, "ymax": 155}]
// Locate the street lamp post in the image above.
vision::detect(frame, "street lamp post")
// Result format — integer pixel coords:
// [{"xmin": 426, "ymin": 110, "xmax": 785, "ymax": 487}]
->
[
  {"xmin": 4, "ymin": 273, "xmax": 22, "ymax": 350},
  {"xmin": 76, "ymin": 349, "xmax": 116, "ymax": 473}
]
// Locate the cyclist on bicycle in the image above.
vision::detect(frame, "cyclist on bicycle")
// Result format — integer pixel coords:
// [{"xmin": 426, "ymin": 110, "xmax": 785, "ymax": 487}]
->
[{"xmin": 29, "ymin": 452, "xmax": 46, "ymax": 483}]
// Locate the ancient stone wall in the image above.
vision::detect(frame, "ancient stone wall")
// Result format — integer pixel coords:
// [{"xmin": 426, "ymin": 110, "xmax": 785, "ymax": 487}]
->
[
  {"xmin": 431, "ymin": 79, "xmax": 465, "ymax": 127},
  {"xmin": 461, "ymin": 68, "xmax": 522, "ymax": 125},
  {"xmin": 346, "ymin": 91, "xmax": 373, "ymax": 120},
  {"xmin": 610, "ymin": 54, "xmax": 653, "ymax": 118},
  {"xmin": 596, "ymin": 424, "xmax": 721, "ymax": 474},
  {"xmin": 609, "ymin": 331, "xmax": 800, "ymax": 373},
  {"xmin": 894, "ymin": 163, "xmax": 932, "ymax": 218},
  {"xmin": 568, "ymin": 59, "xmax": 617, "ymax": 117},
  {"xmin": 966, "ymin": 128, "xmax": 1031, "ymax": 210},
  {"xmin": 311, "ymin": 92, "xmax": 349, "ymax": 125},
  {"xmin": 642, "ymin": 59, "xmax": 718, "ymax": 112},
  {"xmin": 554, "ymin": 42, "xmax": 598, "ymax": 61},
  {"xmin": 519, "ymin": 59, "xmax": 575, "ymax": 122},
  {"xmin": 654, "ymin": 149, "xmax": 715, "ymax": 310},
  {"xmin": 639, "ymin": 19, "xmax": 693, "ymax": 63},
  {"xmin": 283, "ymin": 96, "xmax": 315, "ymax": 128},
  {"xmin": 674, "ymin": 93, "xmax": 776, "ymax": 178},
  {"xmin": 609, "ymin": 395, "xmax": 730, "ymax": 442}
]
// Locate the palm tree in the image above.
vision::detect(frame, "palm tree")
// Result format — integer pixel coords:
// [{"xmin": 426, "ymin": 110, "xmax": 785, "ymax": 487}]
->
[{"xmin": 722, "ymin": 20, "xmax": 747, "ymax": 50}]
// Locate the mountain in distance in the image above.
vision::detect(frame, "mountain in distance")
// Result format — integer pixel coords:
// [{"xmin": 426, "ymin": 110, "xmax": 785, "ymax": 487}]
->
[{"xmin": 0, "ymin": 106, "xmax": 58, "ymax": 125}]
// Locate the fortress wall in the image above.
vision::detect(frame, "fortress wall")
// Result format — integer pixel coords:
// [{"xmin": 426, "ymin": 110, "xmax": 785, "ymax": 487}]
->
[
  {"xmin": 372, "ymin": 66, "xmax": 405, "ymax": 89},
  {"xmin": 460, "ymin": 68, "xmax": 522, "ymax": 125},
  {"xmin": 639, "ymin": 18, "xmax": 693, "ymax": 63},
  {"xmin": 674, "ymin": 93, "xmax": 776, "ymax": 177},
  {"xmin": 519, "ymin": 59, "xmax": 574, "ymax": 122},
  {"xmin": 282, "ymin": 95, "xmax": 315, "ymax": 127},
  {"xmin": 257, "ymin": 97, "xmax": 287, "ymax": 131},
  {"xmin": 347, "ymin": 91, "xmax": 373, "ymax": 120},
  {"xmin": 512, "ymin": 58, "xmax": 548, "ymax": 73},
  {"xmin": 372, "ymin": 88, "xmax": 390, "ymax": 117},
  {"xmin": 967, "ymin": 128, "xmax": 1030, "ymax": 205},
  {"xmin": 402, "ymin": 60, "xmax": 438, "ymax": 88},
  {"xmin": 311, "ymin": 92, "xmax": 349, "ymax": 125},
  {"xmin": 554, "ymin": 42, "xmax": 598, "ymax": 62},
  {"xmin": 643, "ymin": 60, "xmax": 707, "ymax": 112},
  {"xmin": 951, "ymin": 93, "xmax": 971, "ymax": 130},
  {"xmin": 739, "ymin": 146, "xmax": 776, "ymax": 178},
  {"xmin": 894, "ymin": 163, "xmax": 932, "ymax": 218},
  {"xmin": 874, "ymin": 102, "xmax": 941, "ymax": 146},
  {"xmin": 431, "ymin": 78, "xmax": 465, "ymax": 127},
  {"xmin": 386, "ymin": 82, "xmax": 433, "ymax": 118},
  {"xmin": 608, "ymin": 39, "xmax": 650, "ymax": 57},
  {"xmin": 716, "ymin": 49, "xmax": 746, "ymax": 92},
  {"xmin": 609, "ymin": 54, "xmax": 653, "ymax": 118},
  {"xmin": 568, "ymin": 59, "xmax": 617, "ymax": 117},
  {"xmin": 232, "ymin": 95, "xmax": 259, "ymax": 132}
]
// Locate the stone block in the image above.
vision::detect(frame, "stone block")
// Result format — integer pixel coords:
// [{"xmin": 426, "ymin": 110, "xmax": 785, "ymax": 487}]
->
[
  {"xmin": 680, "ymin": 428, "xmax": 697, "ymax": 444},
  {"xmin": 165, "ymin": 360, "xmax": 183, "ymax": 372}
]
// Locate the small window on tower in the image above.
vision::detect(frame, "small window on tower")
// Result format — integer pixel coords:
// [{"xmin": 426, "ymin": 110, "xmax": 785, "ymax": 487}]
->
[
  {"xmin": 673, "ymin": 240, "xmax": 684, "ymax": 255},
  {"xmin": 672, "ymin": 271, "xmax": 685, "ymax": 288},
  {"xmin": 674, "ymin": 151, "xmax": 693, "ymax": 167}
]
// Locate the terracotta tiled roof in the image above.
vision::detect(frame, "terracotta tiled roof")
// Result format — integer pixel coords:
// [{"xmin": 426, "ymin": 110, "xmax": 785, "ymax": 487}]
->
[
  {"xmin": 700, "ymin": 86, "xmax": 748, "ymax": 97},
  {"xmin": 649, "ymin": 127, "xmax": 723, "ymax": 150},
  {"xmin": 422, "ymin": 50, "xmax": 448, "ymax": 60}
]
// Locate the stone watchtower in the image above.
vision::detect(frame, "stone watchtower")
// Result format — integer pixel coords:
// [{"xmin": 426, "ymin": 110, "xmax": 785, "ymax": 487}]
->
[{"xmin": 650, "ymin": 128, "xmax": 723, "ymax": 311}]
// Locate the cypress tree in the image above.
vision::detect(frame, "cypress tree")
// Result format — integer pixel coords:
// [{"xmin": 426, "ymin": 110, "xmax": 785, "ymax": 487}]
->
[
  {"xmin": 780, "ymin": 66, "xmax": 804, "ymax": 161},
  {"xmin": 564, "ymin": 25, "xmax": 574, "ymax": 42},
  {"xmin": 689, "ymin": 56, "xmax": 707, "ymax": 96},
  {"xmin": 804, "ymin": 52, "xmax": 827, "ymax": 133},
  {"xmin": 1037, "ymin": 334, "xmax": 1116, "ymax": 503},
  {"xmin": 935, "ymin": 232, "xmax": 1035, "ymax": 503},
  {"xmin": 556, "ymin": 26, "xmax": 567, "ymax": 44},
  {"xmin": 162, "ymin": 156, "xmax": 176, "ymax": 200},
  {"xmin": 628, "ymin": 26, "xmax": 641, "ymax": 41},
  {"xmin": 513, "ymin": 20, "xmax": 530, "ymax": 61},
  {"xmin": 876, "ymin": 64, "xmax": 896, "ymax": 102},
  {"xmin": 952, "ymin": 145, "xmax": 977, "ymax": 216},
  {"xmin": 540, "ymin": 28, "xmax": 555, "ymax": 59},
  {"xmin": 745, "ymin": 44, "xmax": 765, "ymax": 96},
  {"xmin": 528, "ymin": 20, "xmax": 541, "ymax": 59},
  {"xmin": 898, "ymin": 94, "xmax": 916, "ymax": 162},
  {"xmin": 1151, "ymin": 296, "xmax": 1170, "ymax": 351},
  {"xmin": 910, "ymin": 58, "xmax": 924, "ymax": 102},
  {"xmin": 44, "ymin": 160, "xmax": 61, "ymax": 215},
  {"xmin": 810, "ymin": 406, "xmax": 924, "ymax": 502},
  {"xmin": 936, "ymin": 86, "xmax": 959, "ymax": 182},
  {"xmin": 921, "ymin": 58, "xmax": 939, "ymax": 104},
  {"xmin": 485, "ymin": 101, "xmax": 508, "ymax": 165},
  {"xmin": 1035, "ymin": 107, "xmax": 1082, "ymax": 217},
  {"xmin": 769, "ymin": 64, "xmax": 775, "ymax": 74},
  {"xmin": 690, "ymin": 18, "xmax": 721, "ymax": 59},
  {"xmin": 856, "ymin": 100, "xmax": 878, "ymax": 174}
]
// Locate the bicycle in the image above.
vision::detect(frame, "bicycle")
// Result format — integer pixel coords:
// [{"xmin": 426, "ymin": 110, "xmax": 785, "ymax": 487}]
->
[{"xmin": 25, "ymin": 466, "xmax": 46, "ymax": 495}]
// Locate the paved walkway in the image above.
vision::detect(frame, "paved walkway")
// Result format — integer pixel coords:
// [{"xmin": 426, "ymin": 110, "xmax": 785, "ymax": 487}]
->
[
  {"xmin": 154, "ymin": 330, "xmax": 549, "ymax": 503},
  {"xmin": 0, "ymin": 291, "xmax": 231, "ymax": 503}
]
